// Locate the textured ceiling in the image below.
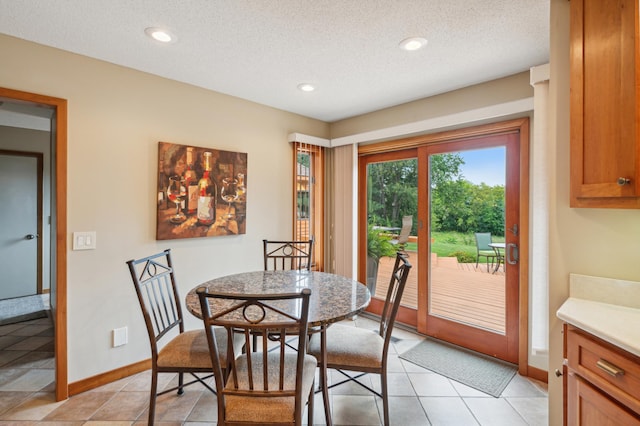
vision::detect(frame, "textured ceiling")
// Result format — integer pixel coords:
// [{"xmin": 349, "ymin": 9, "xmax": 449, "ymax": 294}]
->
[{"xmin": 0, "ymin": 0, "xmax": 549, "ymax": 122}]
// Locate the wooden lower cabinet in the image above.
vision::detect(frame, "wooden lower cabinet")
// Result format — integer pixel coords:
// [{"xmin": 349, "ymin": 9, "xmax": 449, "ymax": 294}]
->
[
  {"xmin": 565, "ymin": 325, "xmax": 640, "ymax": 425},
  {"xmin": 568, "ymin": 373, "xmax": 640, "ymax": 425}
]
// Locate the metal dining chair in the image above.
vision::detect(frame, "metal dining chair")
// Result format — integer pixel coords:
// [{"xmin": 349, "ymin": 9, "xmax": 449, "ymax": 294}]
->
[
  {"xmin": 197, "ymin": 287, "xmax": 316, "ymax": 426},
  {"xmin": 126, "ymin": 249, "xmax": 243, "ymax": 425},
  {"xmin": 307, "ymin": 252, "xmax": 412, "ymax": 426},
  {"xmin": 262, "ymin": 238, "xmax": 315, "ymax": 351},
  {"xmin": 263, "ymin": 238, "xmax": 314, "ymax": 271}
]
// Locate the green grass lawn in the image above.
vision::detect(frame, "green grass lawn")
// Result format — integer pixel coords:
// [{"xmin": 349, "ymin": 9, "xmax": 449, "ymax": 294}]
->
[{"xmin": 404, "ymin": 231, "xmax": 504, "ymax": 263}]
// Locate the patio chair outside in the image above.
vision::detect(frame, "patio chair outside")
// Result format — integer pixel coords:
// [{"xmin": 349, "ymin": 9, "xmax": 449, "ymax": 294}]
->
[
  {"xmin": 391, "ymin": 215, "xmax": 412, "ymax": 253},
  {"xmin": 474, "ymin": 232, "xmax": 497, "ymax": 272}
]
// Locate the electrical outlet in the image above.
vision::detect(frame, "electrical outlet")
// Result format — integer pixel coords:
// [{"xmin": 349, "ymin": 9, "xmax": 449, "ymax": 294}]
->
[{"xmin": 113, "ymin": 326, "xmax": 128, "ymax": 347}]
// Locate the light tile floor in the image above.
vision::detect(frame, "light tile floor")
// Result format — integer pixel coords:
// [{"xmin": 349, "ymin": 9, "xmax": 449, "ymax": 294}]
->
[{"xmin": 0, "ymin": 314, "xmax": 548, "ymax": 425}]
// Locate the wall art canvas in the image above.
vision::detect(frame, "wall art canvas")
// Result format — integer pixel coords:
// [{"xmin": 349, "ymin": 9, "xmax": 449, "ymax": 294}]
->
[{"xmin": 156, "ymin": 141, "xmax": 247, "ymax": 240}]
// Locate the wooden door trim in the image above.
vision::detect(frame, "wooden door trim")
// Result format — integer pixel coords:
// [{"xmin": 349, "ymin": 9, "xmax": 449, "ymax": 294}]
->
[
  {"xmin": 358, "ymin": 118, "xmax": 527, "ymax": 155},
  {"xmin": 0, "ymin": 87, "xmax": 68, "ymax": 400}
]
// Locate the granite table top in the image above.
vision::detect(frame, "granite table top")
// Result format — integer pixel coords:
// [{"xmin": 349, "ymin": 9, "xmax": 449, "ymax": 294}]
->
[{"xmin": 185, "ymin": 270, "xmax": 371, "ymax": 327}]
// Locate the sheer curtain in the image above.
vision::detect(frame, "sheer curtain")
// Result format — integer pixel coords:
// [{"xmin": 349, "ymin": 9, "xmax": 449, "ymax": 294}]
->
[{"xmin": 328, "ymin": 144, "xmax": 357, "ymax": 278}]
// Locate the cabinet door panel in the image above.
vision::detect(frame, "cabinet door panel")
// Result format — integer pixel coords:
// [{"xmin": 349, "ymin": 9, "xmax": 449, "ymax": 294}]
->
[
  {"xmin": 568, "ymin": 373, "xmax": 640, "ymax": 425},
  {"xmin": 570, "ymin": 0, "xmax": 640, "ymax": 207}
]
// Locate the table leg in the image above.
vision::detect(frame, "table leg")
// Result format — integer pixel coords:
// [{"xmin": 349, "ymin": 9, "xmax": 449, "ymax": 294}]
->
[
  {"xmin": 492, "ymin": 248, "xmax": 502, "ymax": 274},
  {"xmin": 320, "ymin": 324, "xmax": 332, "ymax": 426}
]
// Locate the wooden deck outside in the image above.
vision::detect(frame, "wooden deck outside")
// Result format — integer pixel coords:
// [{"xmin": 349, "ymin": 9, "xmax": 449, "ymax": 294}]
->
[{"xmin": 374, "ymin": 251, "xmax": 506, "ymax": 334}]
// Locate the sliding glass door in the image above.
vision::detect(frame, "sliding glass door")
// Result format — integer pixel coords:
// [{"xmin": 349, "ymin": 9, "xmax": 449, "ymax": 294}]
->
[
  {"xmin": 361, "ymin": 151, "xmax": 418, "ymax": 321},
  {"xmin": 419, "ymin": 133, "xmax": 520, "ymax": 363},
  {"xmin": 358, "ymin": 120, "xmax": 527, "ymax": 364}
]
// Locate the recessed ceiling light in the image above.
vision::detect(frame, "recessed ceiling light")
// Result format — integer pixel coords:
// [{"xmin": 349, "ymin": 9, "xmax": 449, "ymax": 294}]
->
[
  {"xmin": 297, "ymin": 83, "xmax": 316, "ymax": 92},
  {"xmin": 145, "ymin": 27, "xmax": 174, "ymax": 43},
  {"xmin": 399, "ymin": 37, "xmax": 428, "ymax": 51}
]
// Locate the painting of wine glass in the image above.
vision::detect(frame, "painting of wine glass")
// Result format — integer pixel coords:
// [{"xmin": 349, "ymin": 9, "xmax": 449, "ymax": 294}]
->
[
  {"xmin": 220, "ymin": 177, "xmax": 238, "ymax": 221},
  {"xmin": 156, "ymin": 141, "xmax": 248, "ymax": 240},
  {"xmin": 167, "ymin": 175, "xmax": 187, "ymax": 224}
]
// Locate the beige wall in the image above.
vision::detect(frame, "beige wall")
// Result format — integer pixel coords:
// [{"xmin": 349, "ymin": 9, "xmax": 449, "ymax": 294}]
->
[
  {"xmin": 330, "ymin": 71, "xmax": 533, "ymax": 138},
  {"xmin": 0, "ymin": 34, "xmax": 329, "ymax": 382}
]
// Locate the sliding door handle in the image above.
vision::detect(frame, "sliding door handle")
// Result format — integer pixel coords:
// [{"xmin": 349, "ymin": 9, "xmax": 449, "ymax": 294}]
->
[{"xmin": 506, "ymin": 243, "xmax": 518, "ymax": 265}]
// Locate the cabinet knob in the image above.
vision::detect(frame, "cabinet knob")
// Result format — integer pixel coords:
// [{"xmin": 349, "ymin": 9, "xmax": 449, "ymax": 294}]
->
[
  {"xmin": 554, "ymin": 369, "xmax": 563, "ymax": 377},
  {"xmin": 617, "ymin": 177, "xmax": 631, "ymax": 186}
]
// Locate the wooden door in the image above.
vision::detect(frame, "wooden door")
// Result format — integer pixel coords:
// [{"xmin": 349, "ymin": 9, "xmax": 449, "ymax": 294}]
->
[
  {"xmin": 358, "ymin": 119, "xmax": 528, "ymax": 365},
  {"xmin": 0, "ymin": 151, "xmax": 42, "ymax": 299},
  {"xmin": 418, "ymin": 133, "xmax": 520, "ymax": 363}
]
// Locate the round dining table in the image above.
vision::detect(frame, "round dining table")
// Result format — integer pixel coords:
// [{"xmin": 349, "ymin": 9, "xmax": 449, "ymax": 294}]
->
[
  {"xmin": 185, "ymin": 269, "xmax": 371, "ymax": 426},
  {"xmin": 488, "ymin": 242, "xmax": 506, "ymax": 274}
]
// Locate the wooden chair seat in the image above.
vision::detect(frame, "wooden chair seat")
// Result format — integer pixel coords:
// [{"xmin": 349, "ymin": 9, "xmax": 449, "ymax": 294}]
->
[
  {"xmin": 157, "ymin": 328, "xmax": 234, "ymax": 369},
  {"xmin": 224, "ymin": 353, "xmax": 317, "ymax": 423},
  {"xmin": 308, "ymin": 325, "xmax": 383, "ymax": 370}
]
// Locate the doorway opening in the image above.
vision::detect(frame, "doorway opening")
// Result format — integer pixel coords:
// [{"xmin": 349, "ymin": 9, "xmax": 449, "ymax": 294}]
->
[
  {"xmin": 0, "ymin": 88, "xmax": 68, "ymax": 401},
  {"xmin": 358, "ymin": 118, "xmax": 529, "ymax": 369},
  {"xmin": 0, "ymin": 150, "xmax": 43, "ymax": 302}
]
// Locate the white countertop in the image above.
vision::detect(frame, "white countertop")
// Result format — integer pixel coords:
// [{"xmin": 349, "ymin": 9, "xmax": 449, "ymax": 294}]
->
[{"xmin": 557, "ymin": 274, "xmax": 640, "ymax": 358}]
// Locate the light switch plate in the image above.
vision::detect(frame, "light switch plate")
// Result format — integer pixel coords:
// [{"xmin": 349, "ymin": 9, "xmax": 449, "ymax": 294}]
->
[{"xmin": 72, "ymin": 231, "xmax": 96, "ymax": 250}]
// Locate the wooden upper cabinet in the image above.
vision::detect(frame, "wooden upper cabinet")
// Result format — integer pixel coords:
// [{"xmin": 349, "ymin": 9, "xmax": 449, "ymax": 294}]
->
[{"xmin": 570, "ymin": 0, "xmax": 640, "ymax": 208}]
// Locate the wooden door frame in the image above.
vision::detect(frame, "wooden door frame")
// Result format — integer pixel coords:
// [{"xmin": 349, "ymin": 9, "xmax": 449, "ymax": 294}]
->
[
  {"xmin": 0, "ymin": 87, "xmax": 68, "ymax": 400},
  {"xmin": 358, "ymin": 118, "xmax": 531, "ymax": 375}
]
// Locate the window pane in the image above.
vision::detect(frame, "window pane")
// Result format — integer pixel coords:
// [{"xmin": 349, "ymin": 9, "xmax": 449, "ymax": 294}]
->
[{"xmin": 365, "ymin": 158, "xmax": 417, "ymax": 306}]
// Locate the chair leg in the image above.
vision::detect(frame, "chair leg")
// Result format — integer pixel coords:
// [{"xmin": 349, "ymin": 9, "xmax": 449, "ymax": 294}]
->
[
  {"xmin": 177, "ymin": 372, "xmax": 185, "ymax": 395},
  {"xmin": 149, "ymin": 370, "xmax": 158, "ymax": 425},
  {"xmin": 381, "ymin": 372, "xmax": 389, "ymax": 426},
  {"xmin": 307, "ymin": 378, "xmax": 315, "ymax": 426},
  {"xmin": 320, "ymin": 326, "xmax": 332, "ymax": 426}
]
